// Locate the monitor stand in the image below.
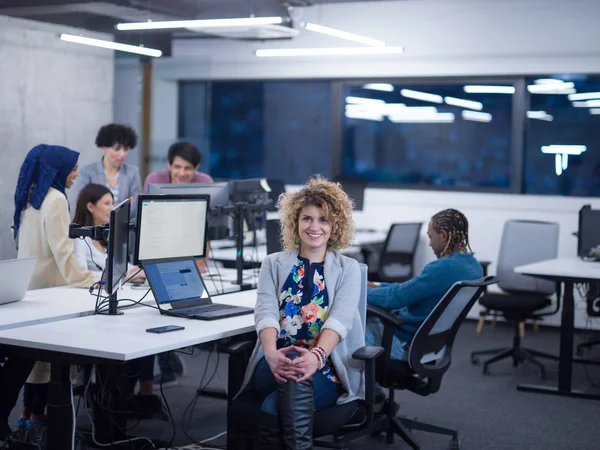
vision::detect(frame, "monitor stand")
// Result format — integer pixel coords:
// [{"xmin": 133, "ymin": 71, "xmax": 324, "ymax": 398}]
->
[{"xmin": 96, "ymin": 292, "xmax": 124, "ymax": 315}]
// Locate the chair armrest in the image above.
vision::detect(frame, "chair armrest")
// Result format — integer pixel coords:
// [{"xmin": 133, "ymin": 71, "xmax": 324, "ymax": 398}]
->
[
  {"xmin": 367, "ymin": 305, "xmax": 404, "ymax": 328},
  {"xmin": 352, "ymin": 346, "xmax": 384, "ymax": 361},
  {"xmin": 221, "ymin": 340, "xmax": 254, "ymax": 355}
]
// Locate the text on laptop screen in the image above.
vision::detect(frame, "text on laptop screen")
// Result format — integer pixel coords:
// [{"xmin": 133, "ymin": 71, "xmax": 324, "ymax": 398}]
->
[
  {"xmin": 145, "ymin": 260, "xmax": 209, "ymax": 304},
  {"xmin": 137, "ymin": 197, "xmax": 207, "ymax": 261}
]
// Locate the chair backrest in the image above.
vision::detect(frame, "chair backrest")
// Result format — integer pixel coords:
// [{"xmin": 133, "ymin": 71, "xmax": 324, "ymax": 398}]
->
[
  {"xmin": 358, "ymin": 263, "xmax": 368, "ymax": 329},
  {"xmin": 378, "ymin": 222, "xmax": 422, "ymax": 282},
  {"xmin": 408, "ymin": 276, "xmax": 499, "ymax": 392},
  {"xmin": 496, "ymin": 220, "xmax": 559, "ymax": 294}
]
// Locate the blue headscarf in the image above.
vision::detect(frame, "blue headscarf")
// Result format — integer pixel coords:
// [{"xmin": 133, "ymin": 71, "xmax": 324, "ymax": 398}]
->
[{"xmin": 13, "ymin": 144, "xmax": 79, "ymax": 239}]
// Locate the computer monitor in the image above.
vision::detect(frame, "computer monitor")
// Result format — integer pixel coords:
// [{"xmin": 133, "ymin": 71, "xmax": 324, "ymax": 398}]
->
[
  {"xmin": 266, "ymin": 219, "xmax": 283, "ymax": 255},
  {"xmin": 334, "ymin": 177, "xmax": 367, "ymax": 211},
  {"xmin": 134, "ymin": 194, "xmax": 209, "ymax": 265},
  {"xmin": 229, "ymin": 178, "xmax": 272, "ymax": 231},
  {"xmin": 148, "ymin": 182, "xmax": 230, "ymax": 240},
  {"xmin": 265, "ymin": 179, "xmax": 286, "ymax": 211},
  {"xmin": 104, "ymin": 199, "xmax": 130, "ymax": 315},
  {"xmin": 578, "ymin": 205, "xmax": 600, "ymax": 261}
]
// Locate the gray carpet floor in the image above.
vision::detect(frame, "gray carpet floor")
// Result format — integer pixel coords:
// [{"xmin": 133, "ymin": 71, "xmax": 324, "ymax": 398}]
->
[{"xmin": 11, "ymin": 320, "xmax": 600, "ymax": 449}]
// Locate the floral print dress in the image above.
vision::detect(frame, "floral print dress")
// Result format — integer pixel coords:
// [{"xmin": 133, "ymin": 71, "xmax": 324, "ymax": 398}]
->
[{"xmin": 277, "ymin": 255, "xmax": 338, "ymax": 382}]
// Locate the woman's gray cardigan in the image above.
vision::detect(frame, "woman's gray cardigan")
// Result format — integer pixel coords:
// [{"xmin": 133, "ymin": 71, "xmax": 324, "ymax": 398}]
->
[{"xmin": 235, "ymin": 250, "xmax": 366, "ymax": 404}]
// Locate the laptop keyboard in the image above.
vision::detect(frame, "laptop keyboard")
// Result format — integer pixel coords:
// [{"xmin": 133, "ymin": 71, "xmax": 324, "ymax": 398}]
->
[{"xmin": 176, "ymin": 303, "xmax": 235, "ymax": 316}]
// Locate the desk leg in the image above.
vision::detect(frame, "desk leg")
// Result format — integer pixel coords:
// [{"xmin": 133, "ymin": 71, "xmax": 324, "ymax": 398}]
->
[
  {"xmin": 47, "ymin": 363, "xmax": 74, "ymax": 450},
  {"xmin": 518, "ymin": 281, "xmax": 600, "ymax": 400}
]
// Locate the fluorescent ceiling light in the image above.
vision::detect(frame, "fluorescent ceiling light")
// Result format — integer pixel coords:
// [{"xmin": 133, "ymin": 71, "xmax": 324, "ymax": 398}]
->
[
  {"xmin": 462, "ymin": 110, "xmax": 492, "ymax": 122},
  {"xmin": 541, "ymin": 145, "xmax": 587, "ymax": 155},
  {"xmin": 569, "ymin": 92, "xmax": 600, "ymax": 101},
  {"xmin": 572, "ymin": 99, "xmax": 600, "ymax": 107},
  {"xmin": 590, "ymin": 108, "xmax": 600, "ymax": 115},
  {"xmin": 527, "ymin": 82, "xmax": 574, "ymax": 93},
  {"xmin": 388, "ymin": 112, "xmax": 455, "ymax": 123},
  {"xmin": 345, "ymin": 96, "xmax": 384, "ymax": 104},
  {"xmin": 527, "ymin": 111, "xmax": 553, "ymax": 121},
  {"xmin": 534, "ymin": 78, "xmax": 566, "ymax": 85},
  {"xmin": 362, "ymin": 83, "xmax": 394, "ymax": 92},
  {"xmin": 445, "ymin": 96, "xmax": 483, "ymax": 111},
  {"xmin": 345, "ymin": 110, "xmax": 384, "ymax": 121},
  {"xmin": 400, "ymin": 89, "xmax": 443, "ymax": 104},
  {"xmin": 463, "ymin": 85, "xmax": 515, "ymax": 94},
  {"xmin": 59, "ymin": 33, "xmax": 162, "ymax": 57},
  {"xmin": 255, "ymin": 46, "xmax": 403, "ymax": 57},
  {"xmin": 116, "ymin": 16, "xmax": 283, "ymax": 31},
  {"xmin": 304, "ymin": 23, "xmax": 385, "ymax": 47}
]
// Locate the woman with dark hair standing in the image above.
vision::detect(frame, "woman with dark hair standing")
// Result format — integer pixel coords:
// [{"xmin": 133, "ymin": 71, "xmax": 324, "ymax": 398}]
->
[
  {"xmin": 366, "ymin": 208, "xmax": 483, "ymax": 361},
  {"xmin": 13, "ymin": 144, "xmax": 98, "ymax": 429},
  {"xmin": 69, "ymin": 124, "xmax": 141, "ymax": 213}
]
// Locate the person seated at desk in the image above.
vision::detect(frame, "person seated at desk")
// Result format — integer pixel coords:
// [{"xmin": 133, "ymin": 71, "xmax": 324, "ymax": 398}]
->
[
  {"xmin": 234, "ymin": 176, "xmax": 365, "ymax": 448},
  {"xmin": 142, "ymin": 141, "xmax": 213, "ymax": 192},
  {"xmin": 143, "ymin": 141, "xmax": 213, "ymax": 387},
  {"xmin": 71, "ymin": 184, "xmax": 166, "ymax": 420},
  {"xmin": 13, "ymin": 144, "xmax": 98, "ymax": 429},
  {"xmin": 366, "ymin": 209, "xmax": 483, "ymax": 362},
  {"xmin": 69, "ymin": 123, "xmax": 141, "ymax": 213}
]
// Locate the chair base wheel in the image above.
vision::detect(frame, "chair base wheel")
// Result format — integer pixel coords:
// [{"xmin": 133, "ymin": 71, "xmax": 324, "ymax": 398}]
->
[
  {"xmin": 482, "ymin": 365, "xmax": 490, "ymax": 375},
  {"xmin": 448, "ymin": 437, "xmax": 460, "ymax": 450},
  {"xmin": 470, "ymin": 356, "xmax": 480, "ymax": 365}
]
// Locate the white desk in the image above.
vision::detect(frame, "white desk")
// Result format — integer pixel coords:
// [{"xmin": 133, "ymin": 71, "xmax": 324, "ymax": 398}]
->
[
  {"xmin": 0, "ymin": 288, "xmax": 258, "ymax": 449},
  {"xmin": 515, "ymin": 257, "xmax": 600, "ymax": 401}
]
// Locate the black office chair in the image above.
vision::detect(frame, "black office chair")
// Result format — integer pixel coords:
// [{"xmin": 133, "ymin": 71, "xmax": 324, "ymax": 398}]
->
[
  {"xmin": 224, "ymin": 264, "xmax": 384, "ymax": 450},
  {"xmin": 367, "ymin": 276, "xmax": 499, "ymax": 449},
  {"xmin": 369, "ymin": 222, "xmax": 422, "ymax": 283},
  {"xmin": 471, "ymin": 220, "xmax": 561, "ymax": 378}
]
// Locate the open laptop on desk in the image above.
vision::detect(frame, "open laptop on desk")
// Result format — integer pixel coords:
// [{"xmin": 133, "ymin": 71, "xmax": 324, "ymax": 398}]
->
[
  {"xmin": 143, "ymin": 258, "xmax": 253, "ymax": 320},
  {"xmin": 135, "ymin": 193, "xmax": 253, "ymax": 320},
  {"xmin": 0, "ymin": 257, "xmax": 37, "ymax": 305}
]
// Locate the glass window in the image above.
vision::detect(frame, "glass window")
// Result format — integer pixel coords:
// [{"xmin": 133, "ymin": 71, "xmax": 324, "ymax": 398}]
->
[
  {"xmin": 179, "ymin": 81, "xmax": 332, "ymax": 184},
  {"xmin": 523, "ymin": 75, "xmax": 600, "ymax": 197},
  {"xmin": 340, "ymin": 82, "xmax": 514, "ymax": 189}
]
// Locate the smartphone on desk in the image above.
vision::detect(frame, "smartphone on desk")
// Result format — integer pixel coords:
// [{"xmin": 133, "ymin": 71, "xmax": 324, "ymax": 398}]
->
[{"xmin": 146, "ymin": 325, "xmax": 185, "ymax": 334}]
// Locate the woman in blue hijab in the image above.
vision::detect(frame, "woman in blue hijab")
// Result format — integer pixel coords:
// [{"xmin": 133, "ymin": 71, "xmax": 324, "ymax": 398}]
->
[{"xmin": 13, "ymin": 144, "xmax": 97, "ymax": 429}]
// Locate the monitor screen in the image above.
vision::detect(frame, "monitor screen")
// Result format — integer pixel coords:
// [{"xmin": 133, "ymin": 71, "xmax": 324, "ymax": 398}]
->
[
  {"xmin": 334, "ymin": 177, "xmax": 367, "ymax": 211},
  {"xmin": 143, "ymin": 259, "xmax": 209, "ymax": 305},
  {"xmin": 148, "ymin": 182, "xmax": 230, "ymax": 240},
  {"xmin": 578, "ymin": 205, "xmax": 600, "ymax": 260},
  {"xmin": 229, "ymin": 178, "xmax": 271, "ymax": 231},
  {"xmin": 106, "ymin": 199, "xmax": 130, "ymax": 295},
  {"xmin": 266, "ymin": 219, "xmax": 283, "ymax": 255},
  {"xmin": 135, "ymin": 194, "xmax": 209, "ymax": 264}
]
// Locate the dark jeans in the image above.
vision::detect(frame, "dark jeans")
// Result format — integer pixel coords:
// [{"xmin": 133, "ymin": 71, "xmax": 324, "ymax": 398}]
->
[
  {"xmin": 252, "ymin": 353, "xmax": 339, "ymax": 415},
  {"xmin": 120, "ymin": 356, "xmax": 154, "ymax": 395},
  {"xmin": 0, "ymin": 356, "xmax": 35, "ymax": 422},
  {"xmin": 23, "ymin": 383, "xmax": 49, "ymax": 416}
]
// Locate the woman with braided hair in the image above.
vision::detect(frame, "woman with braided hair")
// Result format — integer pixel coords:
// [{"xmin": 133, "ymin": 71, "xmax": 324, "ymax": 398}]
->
[{"xmin": 366, "ymin": 208, "xmax": 482, "ymax": 361}]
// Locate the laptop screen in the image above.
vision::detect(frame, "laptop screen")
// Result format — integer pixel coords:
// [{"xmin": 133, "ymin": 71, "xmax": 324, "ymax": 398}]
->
[{"xmin": 144, "ymin": 259, "xmax": 209, "ymax": 305}]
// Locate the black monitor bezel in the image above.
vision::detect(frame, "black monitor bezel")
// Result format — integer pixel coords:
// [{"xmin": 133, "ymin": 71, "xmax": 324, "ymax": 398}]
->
[
  {"xmin": 106, "ymin": 198, "xmax": 131, "ymax": 295},
  {"xmin": 134, "ymin": 194, "xmax": 210, "ymax": 265}
]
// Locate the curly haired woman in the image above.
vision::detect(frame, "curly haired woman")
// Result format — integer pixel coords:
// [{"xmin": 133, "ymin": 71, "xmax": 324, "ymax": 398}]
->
[{"xmin": 235, "ymin": 176, "xmax": 365, "ymax": 449}]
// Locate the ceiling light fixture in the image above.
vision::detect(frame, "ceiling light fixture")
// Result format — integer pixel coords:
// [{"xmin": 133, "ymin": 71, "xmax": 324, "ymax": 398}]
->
[
  {"xmin": 255, "ymin": 46, "xmax": 403, "ymax": 57},
  {"xmin": 462, "ymin": 110, "xmax": 492, "ymax": 122},
  {"xmin": 527, "ymin": 111, "xmax": 554, "ymax": 121},
  {"xmin": 572, "ymin": 100, "xmax": 600, "ymax": 108},
  {"xmin": 362, "ymin": 83, "xmax": 394, "ymax": 92},
  {"xmin": 568, "ymin": 92, "xmax": 600, "ymax": 101},
  {"xmin": 388, "ymin": 112, "xmax": 455, "ymax": 123},
  {"xmin": 445, "ymin": 97, "xmax": 483, "ymax": 111},
  {"xmin": 59, "ymin": 33, "xmax": 162, "ymax": 57},
  {"xmin": 541, "ymin": 145, "xmax": 587, "ymax": 176},
  {"xmin": 116, "ymin": 16, "xmax": 284, "ymax": 31},
  {"xmin": 527, "ymin": 82, "xmax": 574, "ymax": 93},
  {"xmin": 463, "ymin": 85, "xmax": 515, "ymax": 94},
  {"xmin": 345, "ymin": 96, "xmax": 385, "ymax": 104},
  {"xmin": 303, "ymin": 23, "xmax": 385, "ymax": 47},
  {"xmin": 400, "ymin": 89, "xmax": 443, "ymax": 104},
  {"xmin": 590, "ymin": 108, "xmax": 600, "ymax": 115}
]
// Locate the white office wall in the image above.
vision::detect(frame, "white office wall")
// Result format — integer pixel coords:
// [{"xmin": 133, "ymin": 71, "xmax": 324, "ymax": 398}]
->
[{"xmin": 0, "ymin": 15, "xmax": 114, "ymax": 260}]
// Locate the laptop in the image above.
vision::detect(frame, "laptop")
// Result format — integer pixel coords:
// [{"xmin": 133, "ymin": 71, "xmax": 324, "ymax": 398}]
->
[
  {"xmin": 142, "ymin": 258, "xmax": 254, "ymax": 320},
  {"xmin": 0, "ymin": 257, "xmax": 37, "ymax": 305}
]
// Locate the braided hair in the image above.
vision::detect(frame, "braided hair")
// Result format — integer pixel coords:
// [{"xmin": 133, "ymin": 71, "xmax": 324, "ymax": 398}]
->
[{"xmin": 431, "ymin": 208, "xmax": 473, "ymax": 258}]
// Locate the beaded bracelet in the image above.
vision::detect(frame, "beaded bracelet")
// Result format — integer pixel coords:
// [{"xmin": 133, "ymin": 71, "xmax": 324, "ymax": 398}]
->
[{"xmin": 310, "ymin": 346, "xmax": 328, "ymax": 370}]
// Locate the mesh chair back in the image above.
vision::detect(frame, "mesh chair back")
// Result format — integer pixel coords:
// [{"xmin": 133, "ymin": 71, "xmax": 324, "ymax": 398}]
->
[
  {"xmin": 378, "ymin": 222, "xmax": 422, "ymax": 282},
  {"xmin": 408, "ymin": 276, "xmax": 499, "ymax": 383},
  {"xmin": 358, "ymin": 263, "xmax": 367, "ymax": 328},
  {"xmin": 497, "ymin": 220, "xmax": 559, "ymax": 295}
]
